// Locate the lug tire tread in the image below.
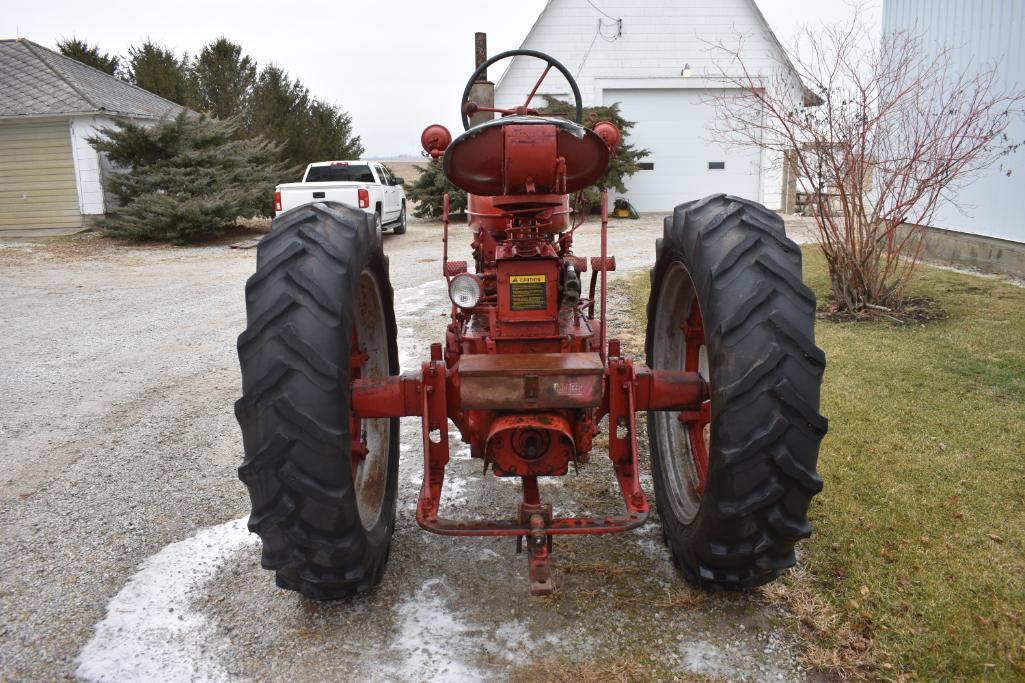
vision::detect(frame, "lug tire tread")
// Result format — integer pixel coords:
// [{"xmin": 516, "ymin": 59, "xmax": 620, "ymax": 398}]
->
[
  {"xmin": 235, "ymin": 201, "xmax": 399, "ymax": 600},
  {"xmin": 646, "ymin": 194, "xmax": 827, "ymax": 589}
]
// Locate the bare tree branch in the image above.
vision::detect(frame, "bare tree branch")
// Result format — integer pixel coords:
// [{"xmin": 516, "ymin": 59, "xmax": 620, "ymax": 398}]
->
[{"xmin": 704, "ymin": 2, "xmax": 1025, "ymax": 312}]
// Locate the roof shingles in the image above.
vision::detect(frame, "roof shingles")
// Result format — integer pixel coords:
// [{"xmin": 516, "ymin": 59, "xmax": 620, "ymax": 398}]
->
[{"xmin": 0, "ymin": 38, "xmax": 184, "ymax": 119}]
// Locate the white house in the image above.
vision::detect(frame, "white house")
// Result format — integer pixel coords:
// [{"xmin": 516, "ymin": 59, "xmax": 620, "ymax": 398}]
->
[
  {"xmin": 494, "ymin": 0, "xmax": 810, "ymax": 212},
  {"xmin": 0, "ymin": 39, "xmax": 183, "ymax": 235},
  {"xmin": 883, "ymin": 0, "xmax": 1024, "ymax": 273}
]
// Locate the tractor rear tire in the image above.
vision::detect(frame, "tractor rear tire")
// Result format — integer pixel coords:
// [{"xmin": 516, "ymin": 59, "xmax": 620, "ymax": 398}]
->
[
  {"xmin": 646, "ymin": 194, "xmax": 827, "ymax": 589},
  {"xmin": 235, "ymin": 201, "xmax": 400, "ymax": 600}
]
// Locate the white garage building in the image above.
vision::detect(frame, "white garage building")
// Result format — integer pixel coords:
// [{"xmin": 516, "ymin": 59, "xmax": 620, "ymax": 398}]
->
[
  {"xmin": 494, "ymin": 0, "xmax": 809, "ymax": 212},
  {"xmin": 0, "ymin": 38, "xmax": 183, "ymax": 235}
]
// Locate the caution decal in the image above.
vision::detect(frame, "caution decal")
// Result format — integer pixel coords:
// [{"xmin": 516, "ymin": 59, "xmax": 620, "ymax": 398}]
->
[{"xmin": 509, "ymin": 274, "xmax": 547, "ymax": 311}]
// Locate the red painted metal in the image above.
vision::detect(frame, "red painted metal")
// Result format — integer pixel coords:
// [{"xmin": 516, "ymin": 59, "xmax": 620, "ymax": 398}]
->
[
  {"xmin": 468, "ymin": 193, "xmax": 572, "ymax": 234},
  {"xmin": 634, "ymin": 367, "xmax": 708, "ymax": 411},
  {"xmin": 344, "ymin": 53, "xmax": 711, "ymax": 594},
  {"xmin": 599, "ymin": 190, "xmax": 609, "ymax": 362},
  {"xmin": 443, "ymin": 121, "xmax": 611, "ymax": 196},
  {"xmin": 679, "ymin": 296, "xmax": 711, "ymax": 494},
  {"xmin": 565, "ymin": 255, "xmax": 587, "ymax": 272},
  {"xmin": 523, "ymin": 63, "xmax": 553, "ymax": 109},
  {"xmin": 592, "ymin": 120, "xmax": 622, "ymax": 153},
  {"xmin": 443, "ymin": 261, "xmax": 468, "ymax": 277},
  {"xmin": 349, "ymin": 327, "xmax": 370, "ymax": 483},
  {"xmin": 459, "ymin": 352, "xmax": 604, "ymax": 410},
  {"xmin": 421, "ymin": 124, "xmax": 452, "ymax": 159},
  {"xmin": 350, "ymin": 372, "xmax": 423, "ymax": 418},
  {"xmin": 486, "ymin": 412, "xmax": 576, "ymax": 477}
]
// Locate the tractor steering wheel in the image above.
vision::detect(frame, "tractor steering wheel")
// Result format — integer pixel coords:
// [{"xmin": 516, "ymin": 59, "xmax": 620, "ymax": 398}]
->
[{"xmin": 460, "ymin": 49, "xmax": 583, "ymax": 131}]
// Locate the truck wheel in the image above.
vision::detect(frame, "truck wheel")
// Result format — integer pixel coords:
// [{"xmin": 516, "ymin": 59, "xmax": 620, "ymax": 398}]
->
[
  {"xmin": 235, "ymin": 201, "xmax": 400, "ymax": 600},
  {"xmin": 645, "ymin": 194, "xmax": 827, "ymax": 589},
  {"xmin": 393, "ymin": 202, "xmax": 407, "ymax": 235}
]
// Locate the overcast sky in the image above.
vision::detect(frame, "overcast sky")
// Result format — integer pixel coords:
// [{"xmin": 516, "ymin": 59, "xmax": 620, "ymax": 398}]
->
[{"xmin": 4, "ymin": 0, "xmax": 873, "ymax": 157}]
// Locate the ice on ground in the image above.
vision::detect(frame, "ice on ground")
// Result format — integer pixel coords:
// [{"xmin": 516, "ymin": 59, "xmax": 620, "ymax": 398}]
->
[
  {"xmin": 634, "ymin": 535, "xmax": 672, "ymax": 562},
  {"xmin": 380, "ymin": 579, "xmax": 483, "ymax": 682},
  {"xmin": 76, "ymin": 517, "xmax": 258, "ymax": 683},
  {"xmin": 442, "ymin": 476, "xmax": 467, "ymax": 504},
  {"xmin": 392, "ymin": 279, "xmax": 447, "ymax": 372},
  {"xmin": 682, "ymin": 640, "xmax": 727, "ymax": 676}
]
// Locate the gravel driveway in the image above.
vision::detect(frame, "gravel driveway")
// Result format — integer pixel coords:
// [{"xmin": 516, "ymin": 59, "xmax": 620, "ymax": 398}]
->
[{"xmin": 0, "ymin": 215, "xmax": 819, "ymax": 681}]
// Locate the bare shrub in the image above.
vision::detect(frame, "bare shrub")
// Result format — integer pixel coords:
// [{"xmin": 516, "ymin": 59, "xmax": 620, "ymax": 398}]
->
[{"xmin": 708, "ymin": 5, "xmax": 1024, "ymax": 314}]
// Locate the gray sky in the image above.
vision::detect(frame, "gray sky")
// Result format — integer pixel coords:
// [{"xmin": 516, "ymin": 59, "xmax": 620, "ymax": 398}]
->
[{"xmin": 3, "ymin": 0, "xmax": 870, "ymax": 157}]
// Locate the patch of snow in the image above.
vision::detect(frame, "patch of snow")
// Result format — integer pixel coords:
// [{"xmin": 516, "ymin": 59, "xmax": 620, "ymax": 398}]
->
[
  {"xmin": 928, "ymin": 261, "xmax": 1025, "ymax": 289},
  {"xmin": 680, "ymin": 636, "xmax": 800, "ymax": 682},
  {"xmin": 442, "ymin": 476, "xmax": 467, "ymax": 504},
  {"xmin": 639, "ymin": 471, "xmax": 654, "ymax": 491},
  {"xmin": 681, "ymin": 639, "xmax": 727, "ymax": 676},
  {"xmin": 380, "ymin": 579, "xmax": 483, "ymax": 682},
  {"xmin": 494, "ymin": 619, "xmax": 535, "ymax": 653},
  {"xmin": 392, "ymin": 279, "xmax": 447, "ymax": 372},
  {"xmin": 76, "ymin": 517, "xmax": 258, "ymax": 682},
  {"xmin": 633, "ymin": 535, "xmax": 672, "ymax": 562}
]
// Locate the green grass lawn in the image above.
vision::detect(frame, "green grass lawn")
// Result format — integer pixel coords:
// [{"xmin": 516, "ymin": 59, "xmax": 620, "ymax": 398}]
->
[{"xmin": 623, "ymin": 248, "xmax": 1025, "ymax": 680}]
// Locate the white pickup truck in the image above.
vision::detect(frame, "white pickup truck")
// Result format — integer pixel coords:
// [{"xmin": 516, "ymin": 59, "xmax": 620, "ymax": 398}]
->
[{"xmin": 273, "ymin": 161, "xmax": 407, "ymax": 234}]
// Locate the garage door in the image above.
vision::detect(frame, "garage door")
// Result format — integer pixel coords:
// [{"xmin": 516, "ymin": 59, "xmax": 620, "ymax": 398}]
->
[
  {"xmin": 603, "ymin": 88, "xmax": 761, "ymax": 212},
  {"xmin": 0, "ymin": 118, "xmax": 82, "ymax": 232}
]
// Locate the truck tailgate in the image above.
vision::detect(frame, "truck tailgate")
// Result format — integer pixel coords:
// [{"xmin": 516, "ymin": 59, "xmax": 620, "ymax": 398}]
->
[{"xmin": 276, "ymin": 182, "xmax": 362, "ymax": 214}]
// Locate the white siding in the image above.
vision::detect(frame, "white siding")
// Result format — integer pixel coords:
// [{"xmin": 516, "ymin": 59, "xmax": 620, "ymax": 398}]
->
[
  {"xmin": 602, "ymin": 87, "xmax": 761, "ymax": 210},
  {"xmin": 69, "ymin": 115, "xmax": 116, "ymax": 215},
  {"xmin": 760, "ymin": 149, "xmax": 783, "ymax": 211},
  {"xmin": 494, "ymin": 0, "xmax": 799, "ymax": 210},
  {"xmin": 883, "ymin": 0, "xmax": 1025, "ymax": 243}
]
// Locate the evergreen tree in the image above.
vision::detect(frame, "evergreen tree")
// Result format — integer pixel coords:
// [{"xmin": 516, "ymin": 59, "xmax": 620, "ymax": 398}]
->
[
  {"xmin": 88, "ymin": 114, "xmax": 293, "ymax": 243},
  {"xmin": 126, "ymin": 41, "xmax": 193, "ymax": 106},
  {"xmin": 192, "ymin": 37, "xmax": 256, "ymax": 119},
  {"xmin": 404, "ymin": 160, "xmax": 467, "ymax": 219},
  {"xmin": 538, "ymin": 96, "xmax": 649, "ymax": 206},
  {"xmin": 300, "ymin": 99, "xmax": 364, "ymax": 162},
  {"xmin": 57, "ymin": 38, "xmax": 120, "ymax": 76},
  {"xmin": 247, "ymin": 65, "xmax": 311, "ymax": 163},
  {"xmin": 248, "ymin": 66, "xmax": 308, "ymax": 130},
  {"xmin": 248, "ymin": 65, "xmax": 363, "ymax": 167}
]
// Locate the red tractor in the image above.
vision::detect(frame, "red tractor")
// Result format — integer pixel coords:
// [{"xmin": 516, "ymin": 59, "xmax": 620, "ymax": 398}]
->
[{"xmin": 235, "ymin": 51, "xmax": 826, "ymax": 598}]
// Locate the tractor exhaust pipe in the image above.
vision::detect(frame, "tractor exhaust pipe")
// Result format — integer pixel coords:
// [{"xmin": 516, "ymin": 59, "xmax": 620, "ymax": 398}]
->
[{"xmin": 468, "ymin": 32, "xmax": 495, "ymax": 128}]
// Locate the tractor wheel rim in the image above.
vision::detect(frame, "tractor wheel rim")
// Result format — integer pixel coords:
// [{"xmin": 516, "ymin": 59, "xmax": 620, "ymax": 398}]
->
[
  {"xmin": 651, "ymin": 260, "xmax": 711, "ymax": 524},
  {"xmin": 681, "ymin": 295, "xmax": 711, "ymax": 495},
  {"xmin": 350, "ymin": 268, "xmax": 390, "ymax": 530}
]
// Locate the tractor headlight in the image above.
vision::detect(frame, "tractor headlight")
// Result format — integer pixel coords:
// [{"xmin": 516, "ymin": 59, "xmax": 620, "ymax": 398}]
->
[{"xmin": 449, "ymin": 273, "xmax": 483, "ymax": 309}]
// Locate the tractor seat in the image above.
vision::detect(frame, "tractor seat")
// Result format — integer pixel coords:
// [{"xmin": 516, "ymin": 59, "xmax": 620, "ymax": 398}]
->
[{"xmin": 443, "ymin": 116, "xmax": 611, "ymax": 197}]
